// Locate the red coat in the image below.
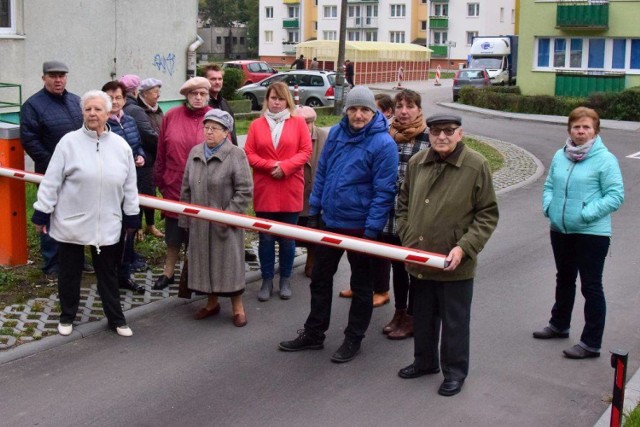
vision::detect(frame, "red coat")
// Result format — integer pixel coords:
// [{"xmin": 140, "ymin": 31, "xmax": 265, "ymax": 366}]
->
[
  {"xmin": 154, "ymin": 104, "xmax": 212, "ymax": 218},
  {"xmin": 244, "ymin": 115, "xmax": 312, "ymax": 212}
]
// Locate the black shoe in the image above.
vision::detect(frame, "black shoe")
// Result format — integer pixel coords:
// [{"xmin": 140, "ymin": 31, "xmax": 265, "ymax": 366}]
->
[
  {"xmin": 119, "ymin": 279, "xmax": 145, "ymax": 294},
  {"xmin": 330, "ymin": 339, "xmax": 361, "ymax": 363},
  {"xmin": 279, "ymin": 329, "xmax": 324, "ymax": 352},
  {"xmin": 533, "ymin": 326, "xmax": 569, "ymax": 339},
  {"xmin": 563, "ymin": 345, "xmax": 600, "ymax": 359},
  {"xmin": 398, "ymin": 363, "xmax": 440, "ymax": 379},
  {"xmin": 244, "ymin": 250, "xmax": 257, "ymax": 262},
  {"xmin": 82, "ymin": 262, "xmax": 95, "ymax": 274},
  {"xmin": 438, "ymin": 379, "xmax": 465, "ymax": 396},
  {"xmin": 152, "ymin": 274, "xmax": 175, "ymax": 290}
]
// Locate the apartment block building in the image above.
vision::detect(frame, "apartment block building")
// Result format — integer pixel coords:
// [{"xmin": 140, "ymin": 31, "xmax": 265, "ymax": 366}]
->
[{"xmin": 258, "ymin": 0, "xmax": 516, "ymax": 68}]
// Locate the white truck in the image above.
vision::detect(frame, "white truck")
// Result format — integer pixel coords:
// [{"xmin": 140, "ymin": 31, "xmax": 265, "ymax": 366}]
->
[{"xmin": 468, "ymin": 36, "xmax": 518, "ymax": 86}]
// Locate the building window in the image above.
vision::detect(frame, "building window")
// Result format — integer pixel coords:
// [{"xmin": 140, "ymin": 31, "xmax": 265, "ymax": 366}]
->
[
  {"xmin": 570, "ymin": 39, "xmax": 582, "ymax": 68},
  {"xmin": 433, "ymin": 31, "xmax": 447, "ymax": 45},
  {"xmin": 265, "ymin": 6, "xmax": 273, "ymax": 18},
  {"xmin": 347, "ymin": 31, "xmax": 361, "ymax": 41},
  {"xmin": 588, "ymin": 39, "xmax": 605, "ymax": 68},
  {"xmin": 511, "ymin": 9, "xmax": 515, "ymax": 24},
  {"xmin": 216, "ymin": 36, "xmax": 222, "ymax": 45},
  {"xmin": 323, "ymin": 30, "xmax": 337, "ymax": 40},
  {"xmin": 631, "ymin": 40, "xmax": 640, "ymax": 69},
  {"xmin": 232, "ymin": 36, "xmax": 238, "ymax": 45},
  {"xmin": 466, "ymin": 31, "xmax": 478, "ymax": 45},
  {"xmin": 287, "ymin": 31, "xmax": 300, "ymax": 43},
  {"xmin": 467, "ymin": 3, "xmax": 479, "ymax": 17},
  {"xmin": 554, "ymin": 39, "xmax": 566, "ymax": 67},
  {"xmin": 324, "ymin": 5, "xmax": 337, "ymax": 18},
  {"xmin": 390, "ymin": 31, "xmax": 405, "ymax": 43},
  {"xmin": 0, "ymin": 0, "xmax": 15, "ymax": 34},
  {"xmin": 288, "ymin": 6, "xmax": 299, "ymax": 18},
  {"xmin": 365, "ymin": 31, "xmax": 377, "ymax": 41},
  {"xmin": 240, "ymin": 37, "xmax": 245, "ymax": 45},
  {"xmin": 500, "ymin": 7, "xmax": 504, "ymax": 22},
  {"xmin": 420, "ymin": 21, "xmax": 427, "ymax": 31},
  {"xmin": 421, "ymin": 0, "xmax": 427, "ymax": 3},
  {"xmin": 537, "ymin": 38, "xmax": 550, "ymax": 67},
  {"xmin": 313, "ymin": 21, "xmax": 317, "ymax": 31},
  {"xmin": 265, "ymin": 31, "xmax": 273, "ymax": 43},
  {"xmin": 612, "ymin": 39, "xmax": 626, "ymax": 69},
  {"xmin": 433, "ymin": 3, "xmax": 448, "ymax": 16},
  {"xmin": 390, "ymin": 4, "xmax": 406, "ymax": 17}
]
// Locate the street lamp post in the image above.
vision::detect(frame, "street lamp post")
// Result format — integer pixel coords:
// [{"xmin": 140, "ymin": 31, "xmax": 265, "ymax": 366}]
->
[
  {"xmin": 447, "ymin": 40, "xmax": 456, "ymax": 72},
  {"xmin": 333, "ymin": 0, "xmax": 348, "ymax": 115}
]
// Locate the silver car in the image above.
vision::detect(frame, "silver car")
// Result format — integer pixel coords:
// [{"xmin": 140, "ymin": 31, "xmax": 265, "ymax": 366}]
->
[{"xmin": 237, "ymin": 70, "xmax": 336, "ymax": 110}]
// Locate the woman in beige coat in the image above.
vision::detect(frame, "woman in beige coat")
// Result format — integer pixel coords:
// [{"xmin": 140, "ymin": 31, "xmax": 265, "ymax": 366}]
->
[{"xmin": 179, "ymin": 109, "xmax": 253, "ymax": 327}]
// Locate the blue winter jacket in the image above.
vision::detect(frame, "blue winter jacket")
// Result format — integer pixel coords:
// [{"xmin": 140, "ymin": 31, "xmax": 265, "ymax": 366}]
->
[
  {"xmin": 20, "ymin": 88, "xmax": 83, "ymax": 173},
  {"xmin": 107, "ymin": 114, "xmax": 146, "ymax": 160},
  {"xmin": 543, "ymin": 136, "xmax": 624, "ymax": 236},
  {"xmin": 309, "ymin": 111, "xmax": 398, "ymax": 237}
]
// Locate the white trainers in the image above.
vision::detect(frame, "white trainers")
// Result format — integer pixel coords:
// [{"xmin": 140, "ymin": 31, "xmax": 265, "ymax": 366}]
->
[
  {"xmin": 116, "ymin": 325, "xmax": 133, "ymax": 337},
  {"xmin": 57, "ymin": 323, "xmax": 73, "ymax": 336}
]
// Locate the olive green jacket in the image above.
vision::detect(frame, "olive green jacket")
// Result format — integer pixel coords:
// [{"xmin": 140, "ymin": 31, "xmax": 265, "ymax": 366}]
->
[{"xmin": 396, "ymin": 143, "xmax": 499, "ymax": 281}]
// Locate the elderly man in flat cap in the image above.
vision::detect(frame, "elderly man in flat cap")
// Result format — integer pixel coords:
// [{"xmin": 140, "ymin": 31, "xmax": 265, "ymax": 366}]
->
[
  {"xmin": 20, "ymin": 60, "xmax": 86, "ymax": 281},
  {"xmin": 395, "ymin": 114, "xmax": 498, "ymax": 397},
  {"xmin": 279, "ymin": 86, "xmax": 398, "ymax": 363}
]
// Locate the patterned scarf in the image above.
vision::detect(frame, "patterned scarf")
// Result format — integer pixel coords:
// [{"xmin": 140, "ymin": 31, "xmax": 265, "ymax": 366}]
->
[
  {"xmin": 264, "ymin": 109, "xmax": 291, "ymax": 149},
  {"xmin": 389, "ymin": 113, "xmax": 427, "ymax": 144},
  {"xmin": 564, "ymin": 136, "xmax": 595, "ymax": 162}
]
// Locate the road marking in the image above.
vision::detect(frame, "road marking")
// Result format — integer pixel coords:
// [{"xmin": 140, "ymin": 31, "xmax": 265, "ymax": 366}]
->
[{"xmin": 626, "ymin": 151, "xmax": 640, "ymax": 159}]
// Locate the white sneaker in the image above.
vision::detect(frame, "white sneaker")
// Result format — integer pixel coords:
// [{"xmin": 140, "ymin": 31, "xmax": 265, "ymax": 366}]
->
[
  {"xmin": 57, "ymin": 323, "xmax": 73, "ymax": 336},
  {"xmin": 116, "ymin": 325, "xmax": 133, "ymax": 337}
]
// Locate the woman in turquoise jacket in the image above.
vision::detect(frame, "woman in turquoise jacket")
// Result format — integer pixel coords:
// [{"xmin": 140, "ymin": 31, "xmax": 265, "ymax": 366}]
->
[{"xmin": 534, "ymin": 107, "xmax": 624, "ymax": 359}]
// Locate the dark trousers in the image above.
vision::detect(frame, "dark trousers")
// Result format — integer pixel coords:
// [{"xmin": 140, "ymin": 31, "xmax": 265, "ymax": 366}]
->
[
  {"xmin": 304, "ymin": 228, "xmax": 374, "ymax": 342},
  {"xmin": 549, "ymin": 231, "xmax": 610, "ymax": 350},
  {"xmin": 58, "ymin": 242, "xmax": 126, "ymax": 327},
  {"xmin": 379, "ymin": 234, "xmax": 412, "ymax": 311},
  {"xmin": 40, "ymin": 226, "xmax": 59, "ymax": 275},
  {"xmin": 137, "ymin": 166, "xmax": 156, "ymax": 226},
  {"xmin": 116, "ymin": 227, "xmax": 135, "ymax": 282},
  {"xmin": 412, "ymin": 277, "xmax": 473, "ymax": 382}
]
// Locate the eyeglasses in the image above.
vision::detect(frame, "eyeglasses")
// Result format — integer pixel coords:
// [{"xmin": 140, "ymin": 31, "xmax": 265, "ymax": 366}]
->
[
  {"xmin": 429, "ymin": 127, "xmax": 459, "ymax": 136},
  {"xmin": 190, "ymin": 91, "xmax": 209, "ymax": 97},
  {"xmin": 204, "ymin": 126, "xmax": 224, "ymax": 133}
]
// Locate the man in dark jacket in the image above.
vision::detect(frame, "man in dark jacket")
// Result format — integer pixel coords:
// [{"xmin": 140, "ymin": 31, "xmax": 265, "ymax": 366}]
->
[
  {"xmin": 204, "ymin": 64, "xmax": 238, "ymax": 146},
  {"xmin": 279, "ymin": 86, "xmax": 398, "ymax": 363},
  {"xmin": 291, "ymin": 54, "xmax": 306, "ymax": 70},
  {"xmin": 20, "ymin": 61, "xmax": 84, "ymax": 280}
]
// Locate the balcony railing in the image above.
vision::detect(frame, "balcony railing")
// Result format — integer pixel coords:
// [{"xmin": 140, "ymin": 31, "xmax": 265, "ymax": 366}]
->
[
  {"xmin": 283, "ymin": 19, "xmax": 299, "ymax": 29},
  {"xmin": 555, "ymin": 70, "xmax": 623, "ymax": 97},
  {"xmin": 283, "ymin": 0, "xmax": 299, "ymax": 3},
  {"xmin": 347, "ymin": 0, "xmax": 379, "ymax": 3},
  {"xmin": 346, "ymin": 17, "xmax": 379, "ymax": 28},
  {"xmin": 282, "ymin": 43, "xmax": 297, "ymax": 54},
  {"xmin": 429, "ymin": 16, "xmax": 448, "ymax": 29},
  {"xmin": 429, "ymin": 45, "xmax": 448, "ymax": 57},
  {"xmin": 556, "ymin": 1, "xmax": 608, "ymax": 29}
]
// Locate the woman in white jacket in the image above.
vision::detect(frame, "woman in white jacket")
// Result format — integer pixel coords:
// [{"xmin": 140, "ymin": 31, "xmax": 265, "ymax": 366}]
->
[{"xmin": 32, "ymin": 90, "xmax": 140, "ymax": 337}]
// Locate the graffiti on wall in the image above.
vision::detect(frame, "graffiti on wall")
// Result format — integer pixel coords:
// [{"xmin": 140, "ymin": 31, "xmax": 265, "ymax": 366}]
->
[{"xmin": 153, "ymin": 53, "xmax": 176, "ymax": 76}]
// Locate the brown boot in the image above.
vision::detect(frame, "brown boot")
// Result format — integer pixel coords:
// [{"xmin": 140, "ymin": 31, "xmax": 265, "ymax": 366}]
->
[
  {"xmin": 304, "ymin": 248, "xmax": 315, "ymax": 278},
  {"xmin": 383, "ymin": 309, "xmax": 406, "ymax": 335},
  {"xmin": 388, "ymin": 314, "xmax": 413, "ymax": 340},
  {"xmin": 373, "ymin": 291, "xmax": 390, "ymax": 307}
]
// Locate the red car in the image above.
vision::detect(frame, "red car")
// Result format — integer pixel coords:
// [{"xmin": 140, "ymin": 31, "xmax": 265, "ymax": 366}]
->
[{"xmin": 222, "ymin": 60, "xmax": 277, "ymax": 86}]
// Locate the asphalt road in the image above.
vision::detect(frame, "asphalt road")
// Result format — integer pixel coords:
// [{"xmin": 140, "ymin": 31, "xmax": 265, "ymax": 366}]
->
[{"xmin": 2, "ymin": 83, "xmax": 639, "ymax": 426}]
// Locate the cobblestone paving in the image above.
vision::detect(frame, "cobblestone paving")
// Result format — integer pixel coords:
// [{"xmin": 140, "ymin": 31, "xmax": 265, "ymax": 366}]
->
[{"xmin": 0, "ymin": 138, "xmax": 539, "ymax": 351}]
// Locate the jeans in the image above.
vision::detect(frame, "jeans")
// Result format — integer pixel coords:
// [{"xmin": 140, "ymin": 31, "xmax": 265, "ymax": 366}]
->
[
  {"xmin": 549, "ymin": 231, "xmax": 610, "ymax": 351},
  {"xmin": 255, "ymin": 212, "xmax": 299, "ymax": 280},
  {"xmin": 40, "ymin": 228, "xmax": 59, "ymax": 275},
  {"xmin": 304, "ymin": 227, "xmax": 375, "ymax": 342}
]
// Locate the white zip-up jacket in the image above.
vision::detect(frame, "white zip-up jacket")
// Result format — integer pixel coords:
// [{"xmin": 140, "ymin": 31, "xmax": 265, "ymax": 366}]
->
[{"xmin": 33, "ymin": 125, "xmax": 140, "ymax": 251}]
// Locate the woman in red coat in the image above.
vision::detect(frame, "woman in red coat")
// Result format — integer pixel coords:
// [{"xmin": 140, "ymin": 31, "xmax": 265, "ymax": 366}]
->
[{"xmin": 245, "ymin": 82, "xmax": 312, "ymax": 301}]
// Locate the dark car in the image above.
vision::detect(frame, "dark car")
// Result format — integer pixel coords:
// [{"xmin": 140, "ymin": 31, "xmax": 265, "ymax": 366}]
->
[{"xmin": 452, "ymin": 68, "xmax": 490, "ymax": 102}]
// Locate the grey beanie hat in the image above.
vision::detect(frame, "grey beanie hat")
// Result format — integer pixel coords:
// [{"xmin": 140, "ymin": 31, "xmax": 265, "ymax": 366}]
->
[
  {"xmin": 203, "ymin": 109, "xmax": 234, "ymax": 131},
  {"xmin": 139, "ymin": 78, "xmax": 163, "ymax": 92},
  {"xmin": 344, "ymin": 86, "xmax": 377, "ymax": 113}
]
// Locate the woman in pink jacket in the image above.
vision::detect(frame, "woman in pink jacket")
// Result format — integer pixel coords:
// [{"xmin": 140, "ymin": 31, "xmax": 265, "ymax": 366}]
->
[{"xmin": 245, "ymin": 82, "xmax": 312, "ymax": 301}]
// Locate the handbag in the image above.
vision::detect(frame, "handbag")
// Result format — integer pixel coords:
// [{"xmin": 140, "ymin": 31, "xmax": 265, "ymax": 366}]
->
[{"xmin": 177, "ymin": 257, "xmax": 191, "ymax": 299}]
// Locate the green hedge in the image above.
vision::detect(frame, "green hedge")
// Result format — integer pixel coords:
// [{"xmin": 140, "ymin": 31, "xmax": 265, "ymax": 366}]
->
[{"xmin": 459, "ymin": 86, "xmax": 640, "ymax": 121}]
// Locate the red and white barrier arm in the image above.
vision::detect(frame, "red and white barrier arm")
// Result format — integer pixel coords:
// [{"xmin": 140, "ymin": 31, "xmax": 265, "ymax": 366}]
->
[{"xmin": 0, "ymin": 166, "xmax": 449, "ymax": 269}]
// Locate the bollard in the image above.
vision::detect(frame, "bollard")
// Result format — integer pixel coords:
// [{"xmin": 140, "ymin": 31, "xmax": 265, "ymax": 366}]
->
[
  {"xmin": 610, "ymin": 349, "xmax": 629, "ymax": 427},
  {"xmin": 0, "ymin": 123, "xmax": 28, "ymax": 266},
  {"xmin": 394, "ymin": 66, "xmax": 404, "ymax": 90},
  {"xmin": 435, "ymin": 65, "xmax": 442, "ymax": 86},
  {"xmin": 294, "ymin": 84, "xmax": 299, "ymax": 106}
]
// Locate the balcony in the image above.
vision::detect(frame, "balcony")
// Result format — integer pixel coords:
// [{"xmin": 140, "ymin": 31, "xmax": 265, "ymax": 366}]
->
[
  {"xmin": 555, "ymin": 71, "xmax": 624, "ymax": 97},
  {"xmin": 346, "ymin": 17, "xmax": 379, "ymax": 28},
  {"xmin": 429, "ymin": 16, "xmax": 448, "ymax": 29},
  {"xmin": 282, "ymin": 42, "xmax": 297, "ymax": 54},
  {"xmin": 283, "ymin": 0, "xmax": 299, "ymax": 3},
  {"xmin": 429, "ymin": 45, "xmax": 448, "ymax": 57},
  {"xmin": 556, "ymin": 1, "xmax": 608, "ymax": 30},
  {"xmin": 283, "ymin": 19, "xmax": 299, "ymax": 29},
  {"xmin": 347, "ymin": 0, "xmax": 379, "ymax": 3}
]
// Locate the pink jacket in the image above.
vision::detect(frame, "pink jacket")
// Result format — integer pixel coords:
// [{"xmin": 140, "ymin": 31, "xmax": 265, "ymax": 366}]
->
[
  {"xmin": 244, "ymin": 115, "xmax": 312, "ymax": 212},
  {"xmin": 154, "ymin": 104, "xmax": 212, "ymax": 218}
]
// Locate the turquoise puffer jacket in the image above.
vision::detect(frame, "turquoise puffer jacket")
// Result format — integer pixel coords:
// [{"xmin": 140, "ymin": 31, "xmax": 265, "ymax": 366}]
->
[{"xmin": 543, "ymin": 136, "xmax": 624, "ymax": 236}]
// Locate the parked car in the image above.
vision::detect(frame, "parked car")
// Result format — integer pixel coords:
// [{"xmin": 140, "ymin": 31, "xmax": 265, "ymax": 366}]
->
[
  {"xmin": 222, "ymin": 60, "xmax": 277, "ymax": 86},
  {"xmin": 452, "ymin": 68, "xmax": 490, "ymax": 102},
  {"xmin": 237, "ymin": 70, "xmax": 336, "ymax": 111}
]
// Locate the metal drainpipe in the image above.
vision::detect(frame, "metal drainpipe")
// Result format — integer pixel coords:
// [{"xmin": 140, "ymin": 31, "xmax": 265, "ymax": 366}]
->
[{"xmin": 187, "ymin": 35, "xmax": 204, "ymax": 79}]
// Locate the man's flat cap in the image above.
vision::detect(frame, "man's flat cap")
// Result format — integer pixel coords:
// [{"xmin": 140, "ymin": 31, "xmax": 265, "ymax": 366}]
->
[
  {"xmin": 426, "ymin": 114, "xmax": 462, "ymax": 127},
  {"xmin": 43, "ymin": 61, "xmax": 69, "ymax": 74}
]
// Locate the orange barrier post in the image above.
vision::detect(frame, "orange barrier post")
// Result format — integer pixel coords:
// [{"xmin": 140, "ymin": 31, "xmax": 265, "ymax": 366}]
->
[
  {"xmin": 435, "ymin": 65, "xmax": 442, "ymax": 86},
  {"xmin": 0, "ymin": 123, "xmax": 28, "ymax": 266}
]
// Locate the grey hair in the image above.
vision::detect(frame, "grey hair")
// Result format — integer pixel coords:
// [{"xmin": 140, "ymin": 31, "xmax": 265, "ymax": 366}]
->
[{"xmin": 80, "ymin": 90, "xmax": 112, "ymax": 112}]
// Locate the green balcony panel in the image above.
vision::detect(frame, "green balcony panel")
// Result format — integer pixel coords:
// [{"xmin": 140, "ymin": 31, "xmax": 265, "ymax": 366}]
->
[
  {"xmin": 283, "ymin": 19, "xmax": 299, "ymax": 29},
  {"xmin": 429, "ymin": 17, "xmax": 448, "ymax": 29},
  {"xmin": 555, "ymin": 73, "xmax": 624, "ymax": 97},
  {"xmin": 429, "ymin": 45, "xmax": 448, "ymax": 57},
  {"xmin": 556, "ymin": 3, "xmax": 608, "ymax": 29}
]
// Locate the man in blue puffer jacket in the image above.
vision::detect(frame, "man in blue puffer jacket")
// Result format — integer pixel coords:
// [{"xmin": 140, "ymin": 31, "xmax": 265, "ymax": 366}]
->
[
  {"xmin": 280, "ymin": 86, "xmax": 398, "ymax": 363},
  {"xmin": 20, "ymin": 61, "xmax": 84, "ymax": 280}
]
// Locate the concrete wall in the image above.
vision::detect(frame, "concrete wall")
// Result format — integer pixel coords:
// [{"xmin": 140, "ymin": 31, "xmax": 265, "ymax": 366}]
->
[{"xmin": 0, "ymin": 0, "xmax": 198, "ymax": 104}]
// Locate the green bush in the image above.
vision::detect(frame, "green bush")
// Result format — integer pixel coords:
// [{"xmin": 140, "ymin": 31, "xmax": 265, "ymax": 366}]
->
[{"xmin": 195, "ymin": 64, "xmax": 244, "ymax": 101}]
